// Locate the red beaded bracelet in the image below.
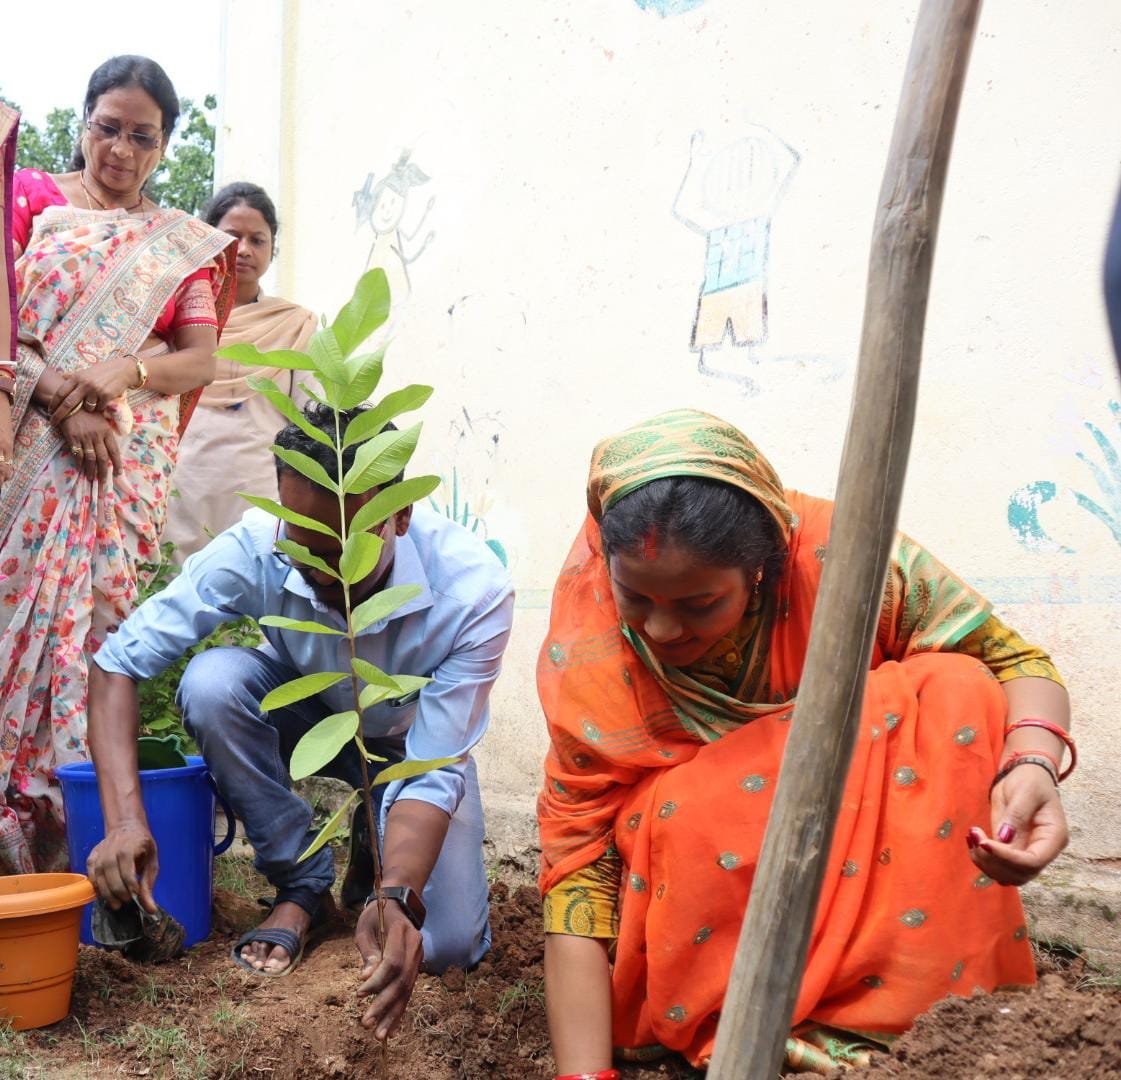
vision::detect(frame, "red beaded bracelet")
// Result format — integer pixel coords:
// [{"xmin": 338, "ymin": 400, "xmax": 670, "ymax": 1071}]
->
[
  {"xmin": 555, "ymin": 1072, "xmax": 620, "ymax": 1080},
  {"xmin": 1004, "ymin": 718, "xmax": 1076, "ymax": 781}
]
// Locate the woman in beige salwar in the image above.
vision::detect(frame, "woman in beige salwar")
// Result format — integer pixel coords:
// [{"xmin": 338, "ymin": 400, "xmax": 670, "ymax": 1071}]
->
[{"xmin": 165, "ymin": 182, "xmax": 316, "ymax": 561}]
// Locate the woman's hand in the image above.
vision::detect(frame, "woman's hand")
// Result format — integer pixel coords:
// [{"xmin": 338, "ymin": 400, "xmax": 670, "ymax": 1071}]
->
[
  {"xmin": 968, "ymin": 763, "xmax": 1068, "ymax": 886},
  {"xmin": 48, "ymin": 354, "xmax": 137, "ymax": 422},
  {"xmin": 59, "ymin": 410, "xmax": 123, "ymax": 482}
]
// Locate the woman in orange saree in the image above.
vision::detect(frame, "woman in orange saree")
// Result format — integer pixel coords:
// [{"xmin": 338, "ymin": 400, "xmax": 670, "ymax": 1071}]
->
[
  {"xmin": 538, "ymin": 409, "xmax": 1073, "ymax": 1076},
  {"xmin": 0, "ymin": 56, "xmax": 235, "ymax": 875}
]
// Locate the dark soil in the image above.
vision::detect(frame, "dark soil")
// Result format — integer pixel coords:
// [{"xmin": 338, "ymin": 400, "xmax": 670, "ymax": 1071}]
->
[{"xmin": 10, "ymin": 872, "xmax": 1120, "ymax": 1078}]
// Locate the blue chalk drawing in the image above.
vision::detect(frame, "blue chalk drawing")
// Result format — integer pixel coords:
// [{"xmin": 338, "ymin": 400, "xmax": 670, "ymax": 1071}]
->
[
  {"xmin": 634, "ymin": 0, "xmax": 707, "ymax": 15},
  {"xmin": 1008, "ymin": 400, "xmax": 1121, "ymax": 554},
  {"xmin": 429, "ymin": 465, "xmax": 507, "ymax": 567}
]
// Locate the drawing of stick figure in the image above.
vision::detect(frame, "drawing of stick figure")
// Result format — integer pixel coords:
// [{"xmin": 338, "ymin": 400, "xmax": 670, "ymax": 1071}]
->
[
  {"xmin": 352, "ymin": 150, "xmax": 436, "ymax": 311},
  {"xmin": 673, "ymin": 126, "xmax": 799, "ymax": 381}
]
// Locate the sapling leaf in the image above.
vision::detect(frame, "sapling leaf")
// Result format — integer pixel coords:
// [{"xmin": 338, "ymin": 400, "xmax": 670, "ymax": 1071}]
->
[
  {"xmin": 217, "ymin": 342, "xmax": 317, "ymax": 371},
  {"xmin": 271, "ymin": 446, "xmax": 338, "ymax": 493},
  {"xmin": 339, "ymin": 531, "xmax": 383, "ymax": 586},
  {"xmin": 342, "ymin": 385, "xmax": 433, "ymax": 448},
  {"xmin": 358, "ymin": 683, "xmax": 398, "ymax": 711},
  {"xmin": 351, "ymin": 657, "xmax": 397, "ymax": 689},
  {"xmin": 290, "ymin": 709, "xmax": 361, "ymax": 780},
  {"xmin": 342, "ymin": 424, "xmax": 422, "ymax": 496},
  {"xmin": 297, "ymin": 788, "xmax": 360, "ymax": 862},
  {"xmin": 275, "ymin": 540, "xmax": 341, "ymax": 580},
  {"xmin": 247, "ymin": 376, "xmax": 333, "ymax": 446},
  {"xmin": 359, "ymin": 742, "xmax": 388, "ymax": 763},
  {"xmin": 332, "ymin": 267, "xmax": 391, "ymax": 357},
  {"xmin": 261, "ymin": 671, "xmax": 348, "ymax": 711},
  {"xmin": 351, "ymin": 584, "xmax": 423, "ymax": 633},
  {"xmin": 387, "ymin": 675, "xmax": 432, "ymax": 697},
  {"xmin": 336, "ymin": 351, "xmax": 385, "ymax": 410},
  {"xmin": 351, "ymin": 477, "xmax": 439, "ymax": 537},
  {"xmin": 236, "ymin": 494, "xmax": 340, "ymax": 539},
  {"xmin": 297, "ymin": 380, "xmax": 331, "ymax": 407},
  {"xmin": 308, "ymin": 327, "xmax": 349, "ymax": 386},
  {"xmin": 258, "ymin": 615, "xmax": 344, "ymax": 636},
  {"xmin": 372, "ymin": 756, "xmax": 463, "ymax": 786}
]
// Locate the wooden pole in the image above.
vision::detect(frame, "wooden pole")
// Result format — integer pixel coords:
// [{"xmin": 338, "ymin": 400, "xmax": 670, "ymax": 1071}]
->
[{"xmin": 707, "ymin": 3, "xmax": 982, "ymax": 1076}]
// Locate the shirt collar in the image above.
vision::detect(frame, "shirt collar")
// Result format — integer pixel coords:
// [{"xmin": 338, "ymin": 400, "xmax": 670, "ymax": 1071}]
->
[{"xmin": 280, "ymin": 530, "xmax": 434, "ymax": 632}]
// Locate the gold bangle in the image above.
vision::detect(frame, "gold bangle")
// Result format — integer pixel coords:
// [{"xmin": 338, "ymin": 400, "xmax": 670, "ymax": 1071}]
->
[
  {"xmin": 130, "ymin": 354, "xmax": 149, "ymax": 391},
  {"xmin": 65, "ymin": 400, "xmax": 85, "ymax": 418}
]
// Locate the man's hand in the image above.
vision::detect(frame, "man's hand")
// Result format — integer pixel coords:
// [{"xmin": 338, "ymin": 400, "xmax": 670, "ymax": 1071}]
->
[
  {"xmin": 87, "ymin": 821, "xmax": 159, "ymax": 913},
  {"xmin": 355, "ymin": 899, "xmax": 423, "ymax": 1040}
]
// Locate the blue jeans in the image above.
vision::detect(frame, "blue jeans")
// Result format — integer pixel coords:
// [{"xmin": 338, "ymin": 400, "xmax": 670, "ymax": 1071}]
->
[{"xmin": 177, "ymin": 646, "xmax": 491, "ymax": 971}]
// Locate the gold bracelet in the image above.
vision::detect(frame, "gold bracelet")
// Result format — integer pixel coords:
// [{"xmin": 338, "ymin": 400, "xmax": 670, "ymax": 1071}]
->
[
  {"xmin": 65, "ymin": 400, "xmax": 85, "ymax": 418},
  {"xmin": 130, "ymin": 354, "xmax": 149, "ymax": 391}
]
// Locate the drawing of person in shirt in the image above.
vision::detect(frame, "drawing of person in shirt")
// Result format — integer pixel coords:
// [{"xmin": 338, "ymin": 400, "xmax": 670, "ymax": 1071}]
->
[{"xmin": 673, "ymin": 126, "xmax": 800, "ymax": 358}]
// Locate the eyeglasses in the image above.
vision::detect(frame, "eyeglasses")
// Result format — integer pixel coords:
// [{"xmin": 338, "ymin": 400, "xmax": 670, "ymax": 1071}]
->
[{"xmin": 86, "ymin": 119, "xmax": 162, "ymax": 153}]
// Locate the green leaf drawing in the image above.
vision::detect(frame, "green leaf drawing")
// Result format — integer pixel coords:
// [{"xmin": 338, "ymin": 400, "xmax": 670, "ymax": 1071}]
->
[
  {"xmin": 297, "ymin": 788, "xmax": 360, "ymax": 863},
  {"xmin": 372, "ymin": 756, "xmax": 462, "ymax": 786},
  {"xmin": 258, "ymin": 615, "xmax": 344, "ymax": 636},
  {"xmin": 289, "ymin": 709, "xmax": 360, "ymax": 780},
  {"xmin": 331, "ymin": 267, "xmax": 391, "ymax": 357},
  {"xmin": 351, "ymin": 584, "xmax": 422, "ymax": 633},
  {"xmin": 217, "ymin": 342, "xmax": 317, "ymax": 371},
  {"xmin": 260, "ymin": 671, "xmax": 348, "ymax": 711},
  {"xmin": 342, "ymin": 423, "xmax": 422, "ymax": 496},
  {"xmin": 350, "ymin": 476, "xmax": 440, "ymax": 536},
  {"xmin": 236, "ymin": 494, "xmax": 340, "ymax": 539},
  {"xmin": 271, "ymin": 446, "xmax": 338, "ymax": 493},
  {"xmin": 339, "ymin": 531, "xmax": 384, "ymax": 586},
  {"xmin": 342, "ymin": 385, "xmax": 434, "ymax": 448}
]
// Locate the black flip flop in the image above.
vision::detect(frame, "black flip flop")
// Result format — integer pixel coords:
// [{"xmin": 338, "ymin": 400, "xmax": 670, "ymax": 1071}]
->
[{"xmin": 230, "ymin": 894, "xmax": 332, "ymax": 978}]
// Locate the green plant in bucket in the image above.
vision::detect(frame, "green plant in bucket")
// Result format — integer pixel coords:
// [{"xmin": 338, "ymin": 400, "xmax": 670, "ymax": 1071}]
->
[{"xmin": 221, "ymin": 268, "xmax": 452, "ymax": 1067}]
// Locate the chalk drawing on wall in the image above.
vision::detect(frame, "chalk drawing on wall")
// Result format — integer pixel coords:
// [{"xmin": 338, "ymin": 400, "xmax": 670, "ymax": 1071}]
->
[
  {"xmin": 673, "ymin": 125, "xmax": 804, "ymax": 393},
  {"xmin": 353, "ymin": 150, "xmax": 436, "ymax": 316},
  {"xmin": 429, "ymin": 408, "xmax": 508, "ymax": 567},
  {"xmin": 1008, "ymin": 399, "xmax": 1121, "ymax": 554},
  {"xmin": 634, "ymin": 0, "xmax": 708, "ymax": 15}
]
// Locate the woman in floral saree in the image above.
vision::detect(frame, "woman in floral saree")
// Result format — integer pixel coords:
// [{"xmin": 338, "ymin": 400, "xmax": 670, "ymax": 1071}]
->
[
  {"xmin": 538, "ymin": 409, "xmax": 1074, "ymax": 1077},
  {"xmin": 0, "ymin": 56, "xmax": 235, "ymax": 874}
]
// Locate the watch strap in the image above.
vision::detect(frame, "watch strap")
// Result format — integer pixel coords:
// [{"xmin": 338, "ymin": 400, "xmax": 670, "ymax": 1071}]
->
[{"xmin": 366, "ymin": 886, "xmax": 426, "ymax": 931}]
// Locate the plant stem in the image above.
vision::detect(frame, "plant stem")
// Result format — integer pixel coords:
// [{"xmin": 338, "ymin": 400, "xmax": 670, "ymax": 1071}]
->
[{"xmin": 335, "ymin": 407, "xmax": 389, "ymax": 1072}]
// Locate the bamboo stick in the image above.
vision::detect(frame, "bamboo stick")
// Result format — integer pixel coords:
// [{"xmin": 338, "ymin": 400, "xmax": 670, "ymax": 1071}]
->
[{"xmin": 707, "ymin": 3, "xmax": 982, "ymax": 1076}]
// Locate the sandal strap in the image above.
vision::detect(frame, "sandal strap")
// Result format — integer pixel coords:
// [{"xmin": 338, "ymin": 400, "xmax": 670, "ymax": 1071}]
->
[{"xmin": 233, "ymin": 926, "xmax": 302, "ymax": 958}]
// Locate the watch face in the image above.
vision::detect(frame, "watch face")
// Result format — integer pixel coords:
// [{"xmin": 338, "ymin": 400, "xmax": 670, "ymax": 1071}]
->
[{"xmin": 379, "ymin": 886, "xmax": 426, "ymax": 930}]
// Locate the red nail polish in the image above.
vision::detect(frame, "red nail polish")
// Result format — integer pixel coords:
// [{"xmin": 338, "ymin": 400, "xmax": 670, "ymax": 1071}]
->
[
  {"xmin": 998, "ymin": 824, "xmax": 1016, "ymax": 844},
  {"xmin": 966, "ymin": 832, "xmax": 977, "ymax": 850}
]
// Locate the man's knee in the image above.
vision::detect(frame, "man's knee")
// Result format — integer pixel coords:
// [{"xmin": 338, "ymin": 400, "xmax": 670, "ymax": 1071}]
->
[
  {"xmin": 422, "ymin": 914, "xmax": 491, "ymax": 974},
  {"xmin": 177, "ymin": 646, "xmax": 262, "ymax": 736}
]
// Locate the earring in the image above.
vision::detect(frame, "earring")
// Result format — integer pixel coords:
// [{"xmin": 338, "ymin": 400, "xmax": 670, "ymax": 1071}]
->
[{"xmin": 753, "ymin": 569, "xmax": 763, "ymax": 595}]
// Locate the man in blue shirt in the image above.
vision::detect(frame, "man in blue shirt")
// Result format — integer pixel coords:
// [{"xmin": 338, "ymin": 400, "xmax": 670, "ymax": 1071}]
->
[{"xmin": 85, "ymin": 403, "xmax": 514, "ymax": 1041}]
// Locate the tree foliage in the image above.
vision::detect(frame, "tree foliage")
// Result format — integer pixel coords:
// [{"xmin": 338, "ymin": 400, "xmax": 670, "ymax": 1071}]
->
[{"xmin": 0, "ymin": 90, "xmax": 217, "ymax": 214}]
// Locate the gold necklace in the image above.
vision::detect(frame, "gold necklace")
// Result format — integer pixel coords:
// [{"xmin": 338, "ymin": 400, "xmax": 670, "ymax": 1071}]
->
[{"xmin": 80, "ymin": 171, "xmax": 144, "ymax": 213}]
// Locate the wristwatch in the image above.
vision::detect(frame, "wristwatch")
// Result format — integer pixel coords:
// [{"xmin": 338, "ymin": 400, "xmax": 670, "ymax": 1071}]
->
[{"xmin": 365, "ymin": 885, "xmax": 426, "ymax": 931}]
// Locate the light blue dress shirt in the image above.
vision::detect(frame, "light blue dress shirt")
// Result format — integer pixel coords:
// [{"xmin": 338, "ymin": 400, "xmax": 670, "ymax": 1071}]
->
[{"xmin": 95, "ymin": 505, "xmax": 515, "ymax": 817}]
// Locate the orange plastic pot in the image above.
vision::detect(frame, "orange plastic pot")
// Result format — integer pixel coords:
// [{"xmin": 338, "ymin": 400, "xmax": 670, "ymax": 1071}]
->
[{"xmin": 0, "ymin": 873, "xmax": 95, "ymax": 1030}]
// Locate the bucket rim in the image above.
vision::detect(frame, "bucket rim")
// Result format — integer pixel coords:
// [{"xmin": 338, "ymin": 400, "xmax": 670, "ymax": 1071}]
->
[
  {"xmin": 0, "ymin": 873, "xmax": 95, "ymax": 918},
  {"xmin": 56, "ymin": 755, "xmax": 209, "ymax": 780}
]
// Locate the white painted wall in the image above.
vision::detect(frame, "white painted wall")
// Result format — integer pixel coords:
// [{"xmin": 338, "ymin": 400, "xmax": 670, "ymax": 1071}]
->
[{"xmin": 218, "ymin": 0, "xmax": 1121, "ymax": 857}]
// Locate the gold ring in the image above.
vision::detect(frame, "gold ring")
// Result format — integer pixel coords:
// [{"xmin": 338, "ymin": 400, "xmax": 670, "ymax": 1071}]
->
[
  {"xmin": 84, "ymin": 398, "xmax": 98, "ymax": 411},
  {"xmin": 70, "ymin": 444, "xmax": 84, "ymax": 456}
]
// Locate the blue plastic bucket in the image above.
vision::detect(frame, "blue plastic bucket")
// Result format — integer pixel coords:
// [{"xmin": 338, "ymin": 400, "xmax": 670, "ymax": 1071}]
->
[{"xmin": 56, "ymin": 756, "xmax": 236, "ymax": 948}]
